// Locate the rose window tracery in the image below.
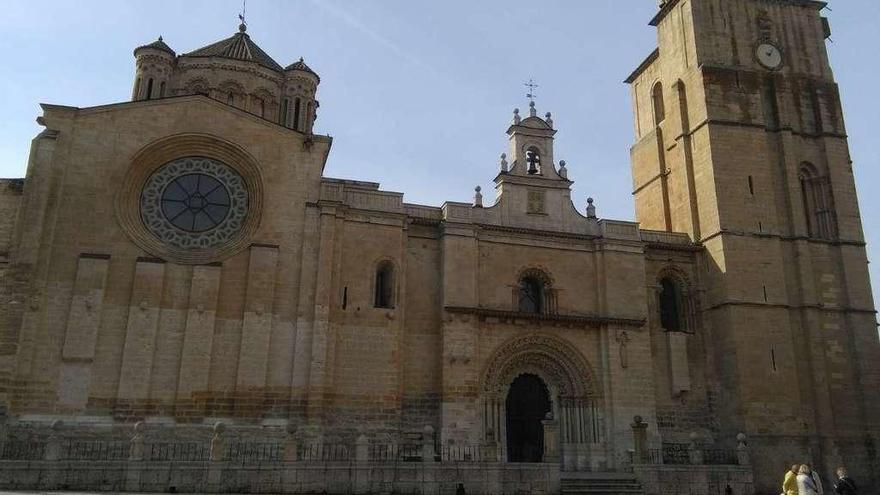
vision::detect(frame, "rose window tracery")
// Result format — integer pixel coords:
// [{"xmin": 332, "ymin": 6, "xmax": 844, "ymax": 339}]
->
[{"xmin": 140, "ymin": 157, "xmax": 248, "ymax": 249}]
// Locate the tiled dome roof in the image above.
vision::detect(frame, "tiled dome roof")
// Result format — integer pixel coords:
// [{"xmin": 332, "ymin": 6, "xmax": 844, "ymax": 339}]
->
[
  {"xmin": 134, "ymin": 36, "xmax": 175, "ymax": 56},
  {"xmin": 285, "ymin": 57, "xmax": 320, "ymax": 82},
  {"xmin": 182, "ymin": 25, "xmax": 283, "ymax": 72}
]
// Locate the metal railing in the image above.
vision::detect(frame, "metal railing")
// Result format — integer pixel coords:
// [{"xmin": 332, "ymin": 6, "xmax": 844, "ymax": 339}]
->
[
  {"xmin": 0, "ymin": 439, "xmax": 45, "ymax": 460},
  {"xmin": 62, "ymin": 440, "xmax": 129, "ymax": 461},
  {"xmin": 226, "ymin": 441, "xmax": 283, "ymax": 464},
  {"xmin": 147, "ymin": 442, "xmax": 209, "ymax": 462}
]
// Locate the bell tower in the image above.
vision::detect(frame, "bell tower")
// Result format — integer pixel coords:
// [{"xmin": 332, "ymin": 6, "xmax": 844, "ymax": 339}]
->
[{"xmin": 627, "ymin": 0, "xmax": 879, "ymax": 492}]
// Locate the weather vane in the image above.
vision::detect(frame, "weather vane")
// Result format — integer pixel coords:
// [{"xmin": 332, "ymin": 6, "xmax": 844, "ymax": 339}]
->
[
  {"xmin": 525, "ymin": 79, "xmax": 539, "ymax": 103},
  {"xmin": 238, "ymin": 0, "xmax": 247, "ymax": 29}
]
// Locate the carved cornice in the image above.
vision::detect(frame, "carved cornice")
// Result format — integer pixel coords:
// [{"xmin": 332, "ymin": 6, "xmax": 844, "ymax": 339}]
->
[{"xmin": 444, "ymin": 306, "xmax": 645, "ymax": 328}]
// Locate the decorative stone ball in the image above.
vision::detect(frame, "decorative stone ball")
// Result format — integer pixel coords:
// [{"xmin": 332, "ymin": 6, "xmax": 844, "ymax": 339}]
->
[
  {"xmin": 689, "ymin": 431, "xmax": 700, "ymax": 441},
  {"xmin": 736, "ymin": 432, "xmax": 747, "ymax": 442}
]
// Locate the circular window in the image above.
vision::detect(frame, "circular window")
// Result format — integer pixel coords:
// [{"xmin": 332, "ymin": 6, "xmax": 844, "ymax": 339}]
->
[{"xmin": 140, "ymin": 157, "xmax": 248, "ymax": 249}]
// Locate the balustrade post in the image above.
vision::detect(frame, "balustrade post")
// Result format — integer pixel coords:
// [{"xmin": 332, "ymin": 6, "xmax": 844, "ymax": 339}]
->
[
  {"xmin": 129, "ymin": 421, "xmax": 145, "ymax": 461},
  {"xmin": 422, "ymin": 425, "xmax": 436, "ymax": 463},
  {"xmin": 688, "ymin": 432, "xmax": 703, "ymax": 465},
  {"xmin": 283, "ymin": 426, "xmax": 299, "ymax": 462},
  {"xmin": 355, "ymin": 434, "xmax": 369, "ymax": 462},
  {"xmin": 126, "ymin": 421, "xmax": 145, "ymax": 492},
  {"xmin": 209, "ymin": 421, "xmax": 227, "ymax": 461},
  {"xmin": 206, "ymin": 422, "xmax": 226, "ymax": 493},
  {"xmin": 44, "ymin": 420, "xmax": 63, "ymax": 461},
  {"xmin": 736, "ymin": 433, "xmax": 750, "ymax": 466}
]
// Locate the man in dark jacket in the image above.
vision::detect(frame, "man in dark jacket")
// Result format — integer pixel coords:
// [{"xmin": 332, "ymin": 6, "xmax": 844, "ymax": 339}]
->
[{"xmin": 833, "ymin": 467, "xmax": 858, "ymax": 495}]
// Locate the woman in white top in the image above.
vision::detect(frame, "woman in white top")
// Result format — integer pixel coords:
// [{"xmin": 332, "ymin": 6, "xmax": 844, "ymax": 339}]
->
[{"xmin": 797, "ymin": 464, "xmax": 821, "ymax": 495}]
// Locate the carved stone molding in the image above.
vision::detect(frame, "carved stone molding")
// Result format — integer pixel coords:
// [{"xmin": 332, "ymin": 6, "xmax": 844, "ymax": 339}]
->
[{"xmin": 116, "ymin": 133, "xmax": 264, "ymax": 265}]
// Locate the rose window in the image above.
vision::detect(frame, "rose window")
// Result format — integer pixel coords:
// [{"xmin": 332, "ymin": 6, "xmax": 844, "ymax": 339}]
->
[{"xmin": 140, "ymin": 157, "xmax": 248, "ymax": 249}]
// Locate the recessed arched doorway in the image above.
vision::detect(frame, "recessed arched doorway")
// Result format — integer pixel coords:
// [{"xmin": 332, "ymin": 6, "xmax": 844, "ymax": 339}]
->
[{"xmin": 506, "ymin": 374, "xmax": 551, "ymax": 462}]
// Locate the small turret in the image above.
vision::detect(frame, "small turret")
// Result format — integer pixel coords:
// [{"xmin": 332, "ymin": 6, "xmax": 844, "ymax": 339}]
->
[
  {"xmin": 282, "ymin": 58, "xmax": 321, "ymax": 133},
  {"xmin": 132, "ymin": 36, "xmax": 176, "ymax": 101}
]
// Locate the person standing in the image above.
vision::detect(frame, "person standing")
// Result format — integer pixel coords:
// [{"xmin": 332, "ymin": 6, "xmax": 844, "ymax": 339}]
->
[
  {"xmin": 809, "ymin": 465, "xmax": 825, "ymax": 495},
  {"xmin": 784, "ymin": 464, "xmax": 800, "ymax": 495},
  {"xmin": 833, "ymin": 467, "xmax": 858, "ymax": 495},
  {"xmin": 798, "ymin": 464, "xmax": 821, "ymax": 495}
]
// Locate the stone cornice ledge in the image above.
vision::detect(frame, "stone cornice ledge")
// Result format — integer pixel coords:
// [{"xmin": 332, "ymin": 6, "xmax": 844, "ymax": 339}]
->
[{"xmin": 444, "ymin": 306, "xmax": 646, "ymax": 328}]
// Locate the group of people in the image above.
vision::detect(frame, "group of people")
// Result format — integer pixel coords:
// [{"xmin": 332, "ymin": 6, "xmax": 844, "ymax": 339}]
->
[{"xmin": 783, "ymin": 465, "xmax": 859, "ymax": 495}]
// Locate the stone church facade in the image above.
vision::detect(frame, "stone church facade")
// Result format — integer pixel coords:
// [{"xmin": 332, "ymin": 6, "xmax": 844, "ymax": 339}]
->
[{"xmin": 0, "ymin": 1, "xmax": 877, "ymax": 494}]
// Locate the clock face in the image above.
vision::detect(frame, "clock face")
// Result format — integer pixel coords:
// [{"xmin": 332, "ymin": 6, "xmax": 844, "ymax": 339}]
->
[{"xmin": 756, "ymin": 43, "xmax": 783, "ymax": 70}]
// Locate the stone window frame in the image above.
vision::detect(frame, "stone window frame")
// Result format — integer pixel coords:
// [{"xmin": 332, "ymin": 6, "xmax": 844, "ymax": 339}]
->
[
  {"xmin": 654, "ymin": 267, "xmax": 697, "ymax": 334},
  {"xmin": 513, "ymin": 267, "xmax": 558, "ymax": 316},
  {"xmin": 372, "ymin": 258, "xmax": 397, "ymax": 309}
]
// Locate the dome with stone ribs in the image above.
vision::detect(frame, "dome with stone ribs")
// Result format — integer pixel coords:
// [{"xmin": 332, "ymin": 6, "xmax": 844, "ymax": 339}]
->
[{"xmin": 181, "ymin": 24, "xmax": 283, "ymax": 72}]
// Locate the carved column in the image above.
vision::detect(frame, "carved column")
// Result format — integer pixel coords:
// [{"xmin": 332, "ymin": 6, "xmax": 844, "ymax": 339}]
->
[{"xmin": 542, "ymin": 413, "xmax": 560, "ymax": 463}]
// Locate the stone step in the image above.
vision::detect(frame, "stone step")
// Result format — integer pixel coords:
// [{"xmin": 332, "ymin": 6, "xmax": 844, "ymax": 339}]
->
[{"xmin": 561, "ymin": 473, "xmax": 644, "ymax": 495}]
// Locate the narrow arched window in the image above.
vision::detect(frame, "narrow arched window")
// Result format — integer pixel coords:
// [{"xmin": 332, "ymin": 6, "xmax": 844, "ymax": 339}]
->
[
  {"xmin": 525, "ymin": 147, "xmax": 541, "ymax": 175},
  {"xmin": 659, "ymin": 277, "xmax": 682, "ymax": 332},
  {"xmin": 374, "ymin": 261, "xmax": 395, "ymax": 309},
  {"xmin": 145, "ymin": 78, "xmax": 154, "ymax": 100},
  {"xmin": 293, "ymin": 97, "xmax": 302, "ymax": 131},
  {"xmin": 799, "ymin": 164, "xmax": 837, "ymax": 240},
  {"xmin": 307, "ymin": 101, "xmax": 314, "ymax": 131},
  {"xmin": 159, "ymin": 81, "xmax": 166, "ymax": 98},
  {"xmin": 518, "ymin": 277, "xmax": 544, "ymax": 314},
  {"xmin": 259, "ymin": 99, "xmax": 266, "ymax": 118},
  {"xmin": 280, "ymin": 98, "xmax": 290, "ymax": 126},
  {"xmin": 227, "ymin": 93, "xmax": 235, "ymax": 106},
  {"xmin": 652, "ymin": 82, "xmax": 665, "ymax": 125},
  {"xmin": 676, "ymin": 81, "xmax": 689, "ymax": 132},
  {"xmin": 133, "ymin": 77, "xmax": 141, "ymax": 101}
]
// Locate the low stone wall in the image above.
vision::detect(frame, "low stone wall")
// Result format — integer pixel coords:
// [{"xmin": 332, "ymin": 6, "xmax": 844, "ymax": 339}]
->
[
  {"xmin": 0, "ymin": 460, "xmax": 560, "ymax": 494},
  {"xmin": 633, "ymin": 464, "xmax": 754, "ymax": 495}
]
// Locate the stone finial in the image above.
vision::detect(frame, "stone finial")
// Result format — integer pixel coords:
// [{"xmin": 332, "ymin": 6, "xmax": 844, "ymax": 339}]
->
[
  {"xmin": 558, "ymin": 160, "xmax": 568, "ymax": 179},
  {"xmin": 158, "ymin": 36, "xmax": 164, "ymax": 42},
  {"xmin": 736, "ymin": 433, "xmax": 750, "ymax": 465},
  {"xmin": 513, "ymin": 108, "xmax": 521, "ymax": 125},
  {"xmin": 210, "ymin": 421, "xmax": 227, "ymax": 461},
  {"xmin": 587, "ymin": 197, "xmax": 597, "ymax": 219},
  {"xmin": 473, "ymin": 186, "xmax": 483, "ymax": 208},
  {"xmin": 529, "ymin": 100, "xmax": 537, "ymax": 117},
  {"xmin": 500, "ymin": 153, "xmax": 508, "ymax": 173},
  {"xmin": 545, "ymin": 112, "xmax": 553, "ymax": 128},
  {"xmin": 130, "ymin": 421, "xmax": 146, "ymax": 461}
]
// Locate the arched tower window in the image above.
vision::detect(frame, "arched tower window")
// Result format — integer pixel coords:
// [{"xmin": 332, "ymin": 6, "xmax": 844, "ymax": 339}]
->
[
  {"xmin": 145, "ymin": 78, "xmax": 154, "ymax": 100},
  {"xmin": 280, "ymin": 98, "xmax": 290, "ymax": 127},
  {"xmin": 159, "ymin": 82, "xmax": 166, "ymax": 98},
  {"xmin": 133, "ymin": 77, "xmax": 141, "ymax": 101},
  {"xmin": 227, "ymin": 93, "xmax": 234, "ymax": 106},
  {"xmin": 525, "ymin": 147, "xmax": 541, "ymax": 175},
  {"xmin": 799, "ymin": 163, "xmax": 837, "ymax": 240},
  {"xmin": 519, "ymin": 277, "xmax": 544, "ymax": 313},
  {"xmin": 652, "ymin": 81, "xmax": 665, "ymax": 125},
  {"xmin": 516, "ymin": 269, "xmax": 555, "ymax": 315},
  {"xmin": 293, "ymin": 97, "xmax": 302, "ymax": 131},
  {"xmin": 258, "ymin": 99, "xmax": 266, "ymax": 118},
  {"xmin": 659, "ymin": 277, "xmax": 683, "ymax": 332},
  {"xmin": 374, "ymin": 261, "xmax": 395, "ymax": 309},
  {"xmin": 307, "ymin": 101, "xmax": 314, "ymax": 132}
]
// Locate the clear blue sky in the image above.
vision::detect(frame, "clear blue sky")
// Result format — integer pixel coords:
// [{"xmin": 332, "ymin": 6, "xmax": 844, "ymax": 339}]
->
[{"xmin": 0, "ymin": 1, "xmax": 877, "ymax": 313}]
